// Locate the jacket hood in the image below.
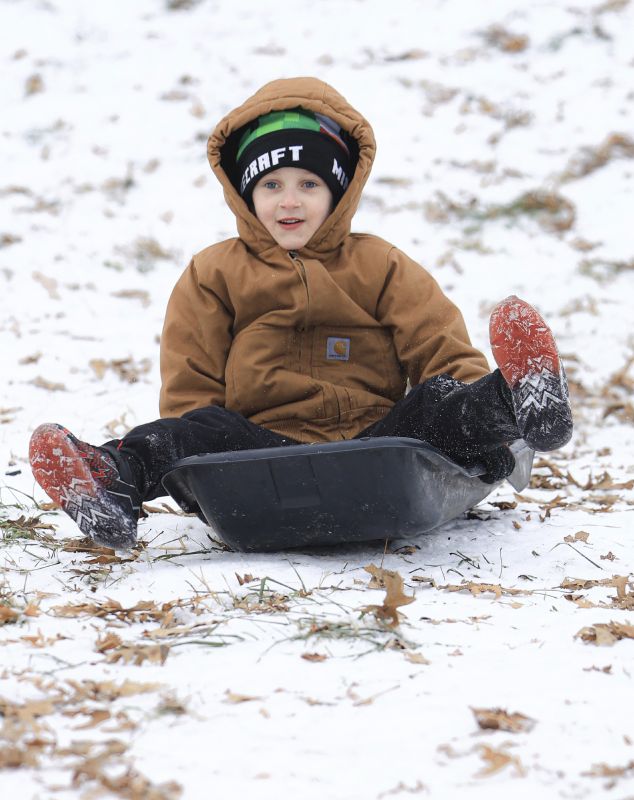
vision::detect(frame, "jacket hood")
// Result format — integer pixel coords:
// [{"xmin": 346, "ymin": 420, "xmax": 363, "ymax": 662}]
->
[{"xmin": 207, "ymin": 77, "xmax": 376, "ymax": 257}]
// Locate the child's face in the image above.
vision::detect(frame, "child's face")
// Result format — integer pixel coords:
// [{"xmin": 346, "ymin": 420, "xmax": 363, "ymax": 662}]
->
[{"xmin": 251, "ymin": 167, "xmax": 333, "ymax": 250}]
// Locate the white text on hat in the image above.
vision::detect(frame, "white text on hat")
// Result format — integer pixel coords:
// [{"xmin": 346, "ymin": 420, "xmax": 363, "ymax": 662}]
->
[{"xmin": 240, "ymin": 145, "xmax": 304, "ymax": 193}]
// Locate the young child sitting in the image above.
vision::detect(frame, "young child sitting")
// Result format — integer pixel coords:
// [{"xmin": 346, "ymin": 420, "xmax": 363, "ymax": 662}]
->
[{"xmin": 29, "ymin": 77, "xmax": 573, "ymax": 548}]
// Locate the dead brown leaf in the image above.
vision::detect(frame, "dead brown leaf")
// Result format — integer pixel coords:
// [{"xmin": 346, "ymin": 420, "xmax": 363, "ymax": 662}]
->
[
  {"xmin": 476, "ymin": 744, "xmax": 526, "ymax": 777},
  {"xmin": 484, "ymin": 24, "xmax": 530, "ymax": 52},
  {"xmin": 1, "ymin": 514, "xmax": 56, "ymax": 537},
  {"xmin": 64, "ymin": 679, "xmax": 162, "ymax": 702},
  {"xmin": 377, "ymin": 780, "xmax": 427, "ymax": 798},
  {"xmin": 582, "ymin": 471, "xmax": 634, "ymax": 491},
  {"xmin": 20, "ymin": 631, "xmax": 67, "ymax": 648},
  {"xmin": 0, "ymin": 743, "xmax": 40, "ymax": 768},
  {"xmin": 514, "ymin": 492, "xmax": 540, "ymax": 504},
  {"xmin": 301, "ymin": 696, "xmax": 335, "ymax": 707},
  {"xmin": 95, "ymin": 632, "xmax": 123, "ymax": 653},
  {"xmin": 89, "ymin": 356, "xmax": 152, "ymax": 384},
  {"xmin": 52, "ymin": 597, "xmax": 172, "ymax": 624},
  {"xmin": 0, "ymin": 233, "xmax": 22, "ymax": 248},
  {"xmin": 404, "ymin": 651, "xmax": 430, "ymax": 665},
  {"xmin": 438, "ymin": 581, "xmax": 527, "ymax": 600},
  {"xmin": 25, "ymin": 74, "xmax": 44, "ymax": 96},
  {"xmin": 534, "ymin": 457, "xmax": 567, "ymax": 478},
  {"xmin": 540, "ymin": 494, "xmax": 569, "ymax": 518},
  {"xmin": 73, "ymin": 708, "xmax": 111, "ymax": 730},
  {"xmin": 560, "ymin": 577, "xmax": 613, "ymax": 591},
  {"xmin": 301, "ymin": 652, "xmax": 328, "ymax": 662},
  {"xmin": 563, "ymin": 575, "xmax": 634, "ymax": 611},
  {"xmin": 564, "ymin": 530, "xmax": 590, "ymax": 543},
  {"xmin": 224, "ymin": 690, "xmax": 261, "ymax": 704},
  {"xmin": 105, "ymin": 643, "xmax": 170, "ymax": 666},
  {"xmin": 410, "ymin": 575, "xmax": 436, "ymax": 587},
  {"xmin": 143, "ymin": 622, "xmax": 211, "ymax": 640},
  {"xmin": 587, "ymin": 492, "xmax": 621, "ymax": 509},
  {"xmin": 32, "ymin": 271, "xmax": 60, "ymax": 299},
  {"xmin": 0, "ymin": 604, "xmax": 20, "ymax": 624},
  {"xmin": 361, "ymin": 564, "xmax": 415, "ymax": 627},
  {"xmin": 490, "ymin": 500, "xmax": 517, "ymax": 510},
  {"xmin": 472, "ymin": 706, "xmax": 536, "ymax": 733},
  {"xmin": 61, "ymin": 539, "xmax": 130, "ymax": 562},
  {"xmin": 29, "ymin": 375, "xmax": 67, "ymax": 391},
  {"xmin": 564, "ymin": 593, "xmax": 597, "ymax": 609},
  {"xmin": 583, "ymin": 759, "xmax": 634, "ymax": 778},
  {"xmin": 68, "ymin": 736, "xmax": 183, "ymax": 799},
  {"xmin": 233, "ymin": 593, "xmax": 290, "ymax": 613},
  {"xmin": 576, "ymin": 621, "xmax": 634, "ymax": 646},
  {"xmin": 0, "ymin": 696, "xmax": 57, "ymax": 722},
  {"xmin": 611, "ymin": 575, "xmax": 634, "ymax": 609},
  {"xmin": 111, "ymin": 288, "xmax": 151, "ymax": 307},
  {"xmin": 560, "ymin": 575, "xmax": 633, "ymax": 603}
]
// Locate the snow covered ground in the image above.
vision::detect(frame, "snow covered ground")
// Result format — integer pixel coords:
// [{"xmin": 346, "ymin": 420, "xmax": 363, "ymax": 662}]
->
[{"xmin": 1, "ymin": 0, "xmax": 633, "ymax": 797}]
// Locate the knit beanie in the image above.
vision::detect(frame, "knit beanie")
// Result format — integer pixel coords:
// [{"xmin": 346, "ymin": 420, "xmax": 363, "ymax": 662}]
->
[{"xmin": 235, "ymin": 109, "xmax": 352, "ymax": 206}]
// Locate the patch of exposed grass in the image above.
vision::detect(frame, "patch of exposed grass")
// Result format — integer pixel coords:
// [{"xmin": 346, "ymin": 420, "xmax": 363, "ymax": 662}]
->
[
  {"xmin": 425, "ymin": 189, "xmax": 575, "ymax": 233},
  {"xmin": 579, "ymin": 257, "xmax": 634, "ymax": 284},
  {"xmin": 560, "ymin": 133, "xmax": 634, "ymax": 183}
]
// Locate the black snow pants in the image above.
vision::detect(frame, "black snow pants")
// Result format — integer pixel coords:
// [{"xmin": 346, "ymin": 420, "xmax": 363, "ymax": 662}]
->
[{"xmin": 104, "ymin": 370, "xmax": 521, "ymax": 503}]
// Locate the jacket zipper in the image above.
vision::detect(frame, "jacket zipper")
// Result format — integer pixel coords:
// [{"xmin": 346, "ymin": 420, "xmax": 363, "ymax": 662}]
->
[
  {"xmin": 288, "ymin": 250, "xmax": 310, "ymax": 329},
  {"xmin": 288, "ymin": 250, "xmax": 342, "ymax": 429}
]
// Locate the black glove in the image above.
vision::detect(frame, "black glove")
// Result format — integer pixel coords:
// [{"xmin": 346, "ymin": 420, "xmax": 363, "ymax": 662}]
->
[
  {"xmin": 404, "ymin": 373, "xmax": 518, "ymax": 484},
  {"xmin": 476, "ymin": 444, "xmax": 516, "ymax": 484}
]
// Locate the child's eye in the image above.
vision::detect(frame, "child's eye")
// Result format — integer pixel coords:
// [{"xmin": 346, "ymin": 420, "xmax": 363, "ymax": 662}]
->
[
  {"xmin": 303, "ymin": 180, "xmax": 318, "ymax": 189},
  {"xmin": 262, "ymin": 181, "xmax": 279, "ymax": 189}
]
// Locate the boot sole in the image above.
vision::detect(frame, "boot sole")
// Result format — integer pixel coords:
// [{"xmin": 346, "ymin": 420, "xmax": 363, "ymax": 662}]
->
[
  {"xmin": 489, "ymin": 296, "xmax": 573, "ymax": 451},
  {"xmin": 29, "ymin": 423, "xmax": 137, "ymax": 548}
]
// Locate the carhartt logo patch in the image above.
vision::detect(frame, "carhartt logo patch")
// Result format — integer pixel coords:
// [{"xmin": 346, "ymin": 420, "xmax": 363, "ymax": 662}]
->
[{"xmin": 326, "ymin": 337, "xmax": 350, "ymax": 361}]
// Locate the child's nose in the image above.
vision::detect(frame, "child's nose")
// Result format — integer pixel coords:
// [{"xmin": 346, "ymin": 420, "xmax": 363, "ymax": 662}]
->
[{"xmin": 280, "ymin": 188, "xmax": 300, "ymax": 207}]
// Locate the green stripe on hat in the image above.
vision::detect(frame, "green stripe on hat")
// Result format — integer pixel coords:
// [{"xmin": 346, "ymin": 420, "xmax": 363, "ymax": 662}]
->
[{"xmin": 236, "ymin": 110, "xmax": 320, "ymax": 160}]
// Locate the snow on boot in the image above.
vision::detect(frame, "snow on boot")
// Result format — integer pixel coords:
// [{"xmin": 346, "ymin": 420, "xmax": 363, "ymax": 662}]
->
[
  {"xmin": 29, "ymin": 423, "xmax": 140, "ymax": 548},
  {"xmin": 489, "ymin": 295, "xmax": 573, "ymax": 451}
]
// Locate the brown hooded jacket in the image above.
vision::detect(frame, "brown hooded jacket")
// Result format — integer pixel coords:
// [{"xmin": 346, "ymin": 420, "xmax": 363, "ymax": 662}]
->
[{"xmin": 159, "ymin": 77, "xmax": 490, "ymax": 442}]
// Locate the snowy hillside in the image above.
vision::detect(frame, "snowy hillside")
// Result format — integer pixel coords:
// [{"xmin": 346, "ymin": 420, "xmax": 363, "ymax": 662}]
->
[{"xmin": 1, "ymin": 1, "xmax": 633, "ymax": 798}]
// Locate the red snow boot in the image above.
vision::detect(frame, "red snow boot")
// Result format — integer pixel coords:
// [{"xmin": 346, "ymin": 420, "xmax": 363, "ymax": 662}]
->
[
  {"xmin": 29, "ymin": 423, "xmax": 140, "ymax": 548},
  {"xmin": 489, "ymin": 295, "xmax": 573, "ymax": 451}
]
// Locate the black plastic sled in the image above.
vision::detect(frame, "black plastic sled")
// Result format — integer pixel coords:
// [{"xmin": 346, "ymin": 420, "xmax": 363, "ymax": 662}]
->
[{"xmin": 162, "ymin": 437, "xmax": 534, "ymax": 552}]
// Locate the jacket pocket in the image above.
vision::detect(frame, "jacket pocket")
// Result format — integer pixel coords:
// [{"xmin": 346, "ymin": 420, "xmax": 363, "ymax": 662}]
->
[
  {"xmin": 225, "ymin": 324, "xmax": 322, "ymax": 417},
  {"xmin": 312, "ymin": 326, "xmax": 405, "ymax": 401}
]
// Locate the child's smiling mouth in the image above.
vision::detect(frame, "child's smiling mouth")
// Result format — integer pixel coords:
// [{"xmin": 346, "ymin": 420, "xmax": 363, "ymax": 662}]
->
[{"xmin": 278, "ymin": 218, "xmax": 304, "ymax": 228}]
